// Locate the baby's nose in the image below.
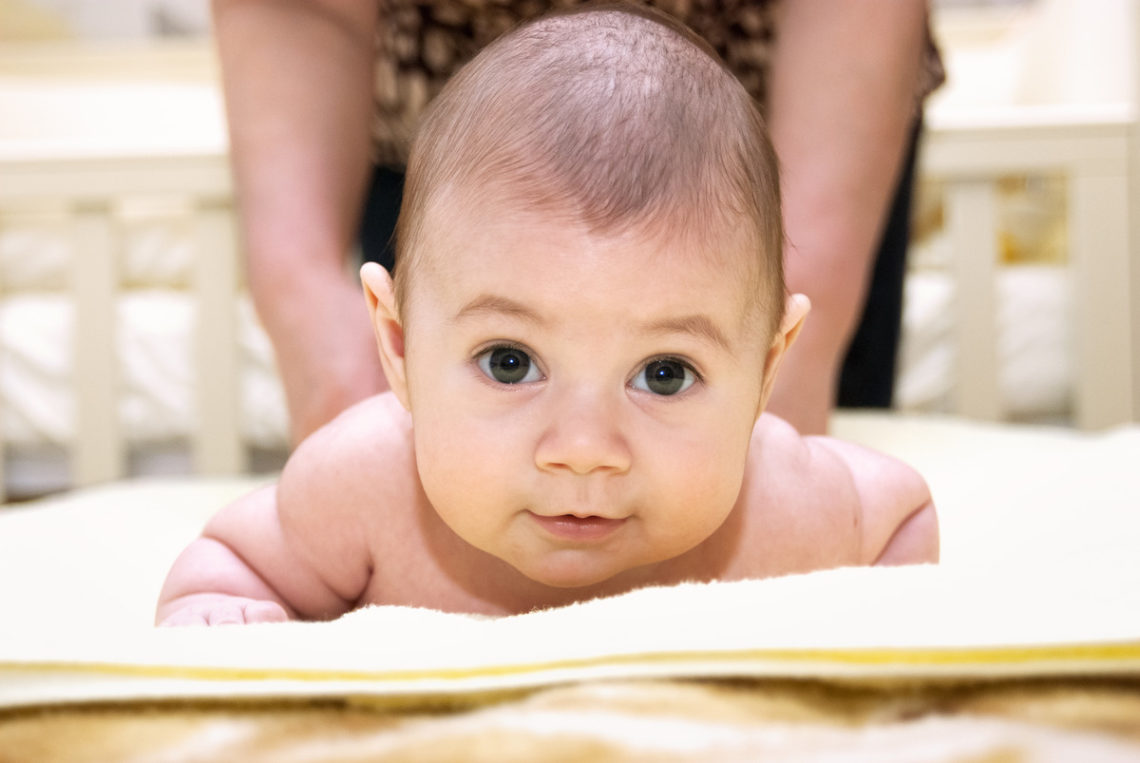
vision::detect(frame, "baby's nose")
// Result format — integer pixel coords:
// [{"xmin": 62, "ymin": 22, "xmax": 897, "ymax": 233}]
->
[{"xmin": 534, "ymin": 391, "xmax": 631, "ymax": 476}]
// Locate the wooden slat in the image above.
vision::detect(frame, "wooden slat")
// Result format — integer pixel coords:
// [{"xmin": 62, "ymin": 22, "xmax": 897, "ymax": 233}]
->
[
  {"xmin": 71, "ymin": 203, "xmax": 124, "ymax": 485},
  {"xmin": 945, "ymin": 181, "xmax": 1002, "ymax": 421},
  {"xmin": 1068, "ymin": 171, "xmax": 1135, "ymax": 429},
  {"xmin": 192, "ymin": 200, "xmax": 246, "ymax": 474}
]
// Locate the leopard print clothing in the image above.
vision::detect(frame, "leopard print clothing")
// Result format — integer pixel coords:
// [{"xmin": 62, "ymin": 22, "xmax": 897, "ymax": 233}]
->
[{"xmin": 369, "ymin": 0, "xmax": 944, "ymax": 166}]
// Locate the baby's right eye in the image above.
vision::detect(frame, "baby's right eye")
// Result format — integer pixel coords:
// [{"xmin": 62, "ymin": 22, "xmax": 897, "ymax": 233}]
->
[{"xmin": 476, "ymin": 346, "xmax": 543, "ymax": 384}]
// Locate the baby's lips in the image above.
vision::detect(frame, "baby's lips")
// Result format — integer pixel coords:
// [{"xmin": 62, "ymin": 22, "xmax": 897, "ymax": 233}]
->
[{"xmin": 527, "ymin": 511, "xmax": 627, "ymax": 541}]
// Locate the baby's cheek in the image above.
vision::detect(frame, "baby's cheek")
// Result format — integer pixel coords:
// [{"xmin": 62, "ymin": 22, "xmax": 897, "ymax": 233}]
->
[
  {"xmin": 412, "ymin": 423, "xmax": 462, "ymax": 497},
  {"xmin": 676, "ymin": 435, "xmax": 748, "ymax": 512},
  {"xmin": 413, "ymin": 421, "xmax": 509, "ymax": 527}
]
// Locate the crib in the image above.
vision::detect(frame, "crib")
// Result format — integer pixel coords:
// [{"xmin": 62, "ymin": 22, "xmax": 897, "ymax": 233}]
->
[{"xmin": 0, "ymin": 28, "xmax": 1137, "ymax": 500}]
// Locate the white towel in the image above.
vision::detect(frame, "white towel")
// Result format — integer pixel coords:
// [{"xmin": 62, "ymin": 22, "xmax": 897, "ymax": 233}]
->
[{"xmin": 2, "ymin": 413, "xmax": 1138, "ymax": 709}]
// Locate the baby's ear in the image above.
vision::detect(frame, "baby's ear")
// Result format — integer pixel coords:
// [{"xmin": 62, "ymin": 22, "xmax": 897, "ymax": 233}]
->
[
  {"xmin": 757, "ymin": 293, "xmax": 810, "ymax": 415},
  {"xmin": 360, "ymin": 263, "xmax": 411, "ymax": 410}
]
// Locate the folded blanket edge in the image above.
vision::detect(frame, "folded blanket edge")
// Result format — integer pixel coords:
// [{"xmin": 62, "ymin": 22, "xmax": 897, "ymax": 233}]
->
[{"xmin": 4, "ymin": 641, "xmax": 1140, "ymax": 710}]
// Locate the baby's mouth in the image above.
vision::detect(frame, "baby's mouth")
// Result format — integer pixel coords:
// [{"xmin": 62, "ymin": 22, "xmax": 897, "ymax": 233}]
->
[{"xmin": 527, "ymin": 511, "xmax": 626, "ymax": 542}]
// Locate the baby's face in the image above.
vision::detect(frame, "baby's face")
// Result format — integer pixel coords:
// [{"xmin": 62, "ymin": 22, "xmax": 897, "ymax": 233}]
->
[{"xmin": 398, "ymin": 196, "xmax": 771, "ymax": 589}]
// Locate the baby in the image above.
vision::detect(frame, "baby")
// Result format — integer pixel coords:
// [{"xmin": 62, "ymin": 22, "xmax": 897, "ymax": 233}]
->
[{"xmin": 157, "ymin": 4, "xmax": 937, "ymax": 626}]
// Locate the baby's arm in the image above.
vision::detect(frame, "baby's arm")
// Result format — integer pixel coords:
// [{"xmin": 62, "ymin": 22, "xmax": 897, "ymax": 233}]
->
[
  {"xmin": 812, "ymin": 437, "xmax": 939, "ymax": 566},
  {"xmin": 155, "ymin": 483, "xmax": 362, "ymax": 626},
  {"xmin": 155, "ymin": 403, "xmax": 391, "ymax": 626},
  {"xmin": 155, "ymin": 487, "xmax": 292, "ymax": 625},
  {"xmin": 873, "ymin": 495, "xmax": 938, "ymax": 565}
]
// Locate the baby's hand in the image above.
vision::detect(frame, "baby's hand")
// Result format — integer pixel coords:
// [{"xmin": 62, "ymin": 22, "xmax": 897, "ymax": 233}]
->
[{"xmin": 157, "ymin": 593, "xmax": 290, "ymax": 627}]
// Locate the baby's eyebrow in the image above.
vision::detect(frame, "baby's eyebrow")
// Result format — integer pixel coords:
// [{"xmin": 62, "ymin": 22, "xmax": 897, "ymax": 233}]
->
[
  {"xmin": 454, "ymin": 294, "xmax": 546, "ymax": 325},
  {"xmin": 641, "ymin": 315, "xmax": 731, "ymax": 352},
  {"xmin": 455, "ymin": 294, "xmax": 730, "ymax": 351}
]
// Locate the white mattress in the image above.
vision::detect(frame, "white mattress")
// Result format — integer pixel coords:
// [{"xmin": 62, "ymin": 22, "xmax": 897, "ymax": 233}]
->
[
  {"xmin": 0, "ymin": 291, "xmax": 286, "ymax": 447},
  {"xmin": 0, "ymin": 207, "xmax": 287, "ymax": 451}
]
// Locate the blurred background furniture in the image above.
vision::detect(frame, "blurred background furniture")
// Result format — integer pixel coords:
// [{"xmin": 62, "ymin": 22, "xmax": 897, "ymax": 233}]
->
[{"xmin": 0, "ymin": 0, "xmax": 1136, "ymax": 499}]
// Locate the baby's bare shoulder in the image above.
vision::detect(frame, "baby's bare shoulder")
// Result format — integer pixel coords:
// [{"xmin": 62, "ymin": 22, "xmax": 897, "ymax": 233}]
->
[
  {"xmin": 804, "ymin": 432, "xmax": 938, "ymax": 566},
  {"xmin": 284, "ymin": 393, "xmax": 414, "ymax": 479},
  {"xmin": 742, "ymin": 415, "xmax": 936, "ymax": 569},
  {"xmin": 275, "ymin": 393, "xmax": 421, "ymax": 594},
  {"xmin": 735, "ymin": 416, "xmax": 863, "ymax": 571}
]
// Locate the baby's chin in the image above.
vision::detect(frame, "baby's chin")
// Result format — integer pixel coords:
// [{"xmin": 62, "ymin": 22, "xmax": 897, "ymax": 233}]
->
[{"xmin": 505, "ymin": 549, "xmax": 650, "ymax": 591}]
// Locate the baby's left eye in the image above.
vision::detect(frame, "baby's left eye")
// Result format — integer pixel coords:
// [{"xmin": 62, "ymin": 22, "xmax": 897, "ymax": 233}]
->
[{"xmin": 632, "ymin": 358, "xmax": 697, "ymax": 396}]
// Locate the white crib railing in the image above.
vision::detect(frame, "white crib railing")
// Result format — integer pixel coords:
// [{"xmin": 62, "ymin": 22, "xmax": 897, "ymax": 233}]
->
[
  {"xmin": 0, "ymin": 153, "xmax": 246, "ymax": 495},
  {"xmin": 919, "ymin": 106, "xmax": 1136, "ymax": 429}
]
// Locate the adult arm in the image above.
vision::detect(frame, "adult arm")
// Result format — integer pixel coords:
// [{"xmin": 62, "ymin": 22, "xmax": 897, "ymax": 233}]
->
[
  {"xmin": 764, "ymin": 0, "xmax": 928, "ymax": 434},
  {"xmin": 213, "ymin": 0, "xmax": 385, "ymax": 445}
]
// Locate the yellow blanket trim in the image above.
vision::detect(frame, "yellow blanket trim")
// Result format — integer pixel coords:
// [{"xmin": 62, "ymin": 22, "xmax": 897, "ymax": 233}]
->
[{"xmin": 7, "ymin": 642, "xmax": 1140, "ymax": 685}]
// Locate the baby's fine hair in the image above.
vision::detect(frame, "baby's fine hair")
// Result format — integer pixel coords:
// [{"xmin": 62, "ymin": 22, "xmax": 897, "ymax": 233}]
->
[{"xmin": 395, "ymin": 2, "xmax": 785, "ymax": 335}]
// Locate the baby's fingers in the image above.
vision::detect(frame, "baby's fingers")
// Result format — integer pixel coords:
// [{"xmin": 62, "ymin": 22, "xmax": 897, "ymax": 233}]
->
[
  {"xmin": 158, "ymin": 608, "xmax": 211, "ymax": 627},
  {"xmin": 158, "ymin": 596, "xmax": 290, "ymax": 627},
  {"xmin": 204, "ymin": 599, "xmax": 288, "ymax": 626},
  {"xmin": 206, "ymin": 602, "xmax": 249, "ymax": 626},
  {"xmin": 242, "ymin": 600, "xmax": 290, "ymax": 624}
]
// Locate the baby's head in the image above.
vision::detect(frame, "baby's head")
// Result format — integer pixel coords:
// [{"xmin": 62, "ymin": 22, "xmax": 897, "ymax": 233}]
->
[
  {"xmin": 395, "ymin": 1, "xmax": 785, "ymax": 339},
  {"xmin": 363, "ymin": 3, "xmax": 808, "ymax": 591}
]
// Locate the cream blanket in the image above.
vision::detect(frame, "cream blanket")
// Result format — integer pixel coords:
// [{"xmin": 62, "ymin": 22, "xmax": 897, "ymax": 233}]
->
[{"xmin": 1, "ymin": 413, "xmax": 1139, "ymax": 759}]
